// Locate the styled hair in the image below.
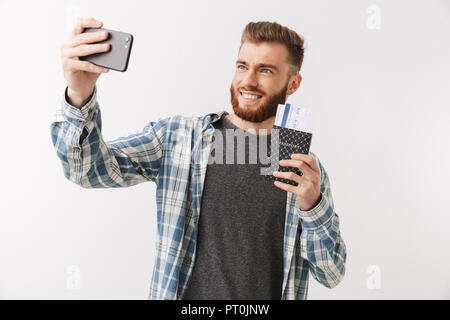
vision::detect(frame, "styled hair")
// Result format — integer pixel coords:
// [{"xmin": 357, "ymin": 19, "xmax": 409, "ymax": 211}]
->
[{"xmin": 239, "ymin": 21, "xmax": 305, "ymax": 78}]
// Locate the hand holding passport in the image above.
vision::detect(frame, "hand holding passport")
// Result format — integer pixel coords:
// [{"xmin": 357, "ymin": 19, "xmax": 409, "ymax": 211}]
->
[{"xmin": 265, "ymin": 103, "xmax": 313, "ymax": 186}]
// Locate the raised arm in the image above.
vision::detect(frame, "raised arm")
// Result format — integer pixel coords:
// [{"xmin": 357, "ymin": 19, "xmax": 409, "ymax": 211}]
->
[{"xmin": 51, "ymin": 86, "xmax": 168, "ymax": 188}]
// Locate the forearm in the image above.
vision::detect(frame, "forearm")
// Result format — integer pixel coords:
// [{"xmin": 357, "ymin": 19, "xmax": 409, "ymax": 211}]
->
[
  {"xmin": 299, "ymin": 200, "xmax": 347, "ymax": 288},
  {"xmin": 297, "ymin": 153, "xmax": 347, "ymax": 288},
  {"xmin": 50, "ymin": 86, "xmax": 163, "ymax": 188}
]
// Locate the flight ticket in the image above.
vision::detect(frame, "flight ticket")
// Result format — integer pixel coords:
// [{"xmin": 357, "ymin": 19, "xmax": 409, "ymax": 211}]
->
[{"xmin": 274, "ymin": 103, "xmax": 312, "ymax": 133}]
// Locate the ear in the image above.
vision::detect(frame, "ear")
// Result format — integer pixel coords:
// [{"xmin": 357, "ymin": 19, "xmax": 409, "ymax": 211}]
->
[{"xmin": 287, "ymin": 74, "xmax": 302, "ymax": 96}]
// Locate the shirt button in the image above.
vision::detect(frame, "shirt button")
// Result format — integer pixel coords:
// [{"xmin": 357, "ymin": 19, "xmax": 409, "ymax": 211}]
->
[
  {"xmin": 77, "ymin": 119, "xmax": 84, "ymax": 124},
  {"xmin": 184, "ymin": 257, "xmax": 192, "ymax": 264},
  {"xmin": 88, "ymin": 108, "xmax": 93, "ymax": 114},
  {"xmin": 73, "ymin": 146, "xmax": 80, "ymax": 151},
  {"xmin": 177, "ymin": 291, "xmax": 182, "ymax": 298}
]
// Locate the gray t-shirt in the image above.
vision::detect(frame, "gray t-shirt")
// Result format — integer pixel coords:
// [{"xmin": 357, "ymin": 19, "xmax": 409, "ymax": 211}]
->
[{"xmin": 182, "ymin": 114, "xmax": 287, "ymax": 300}]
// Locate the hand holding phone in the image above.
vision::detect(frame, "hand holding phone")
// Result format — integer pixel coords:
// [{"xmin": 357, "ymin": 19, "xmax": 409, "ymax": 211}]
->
[
  {"xmin": 60, "ymin": 17, "xmax": 112, "ymax": 108},
  {"xmin": 60, "ymin": 17, "xmax": 134, "ymax": 108},
  {"xmin": 79, "ymin": 28, "xmax": 133, "ymax": 72}
]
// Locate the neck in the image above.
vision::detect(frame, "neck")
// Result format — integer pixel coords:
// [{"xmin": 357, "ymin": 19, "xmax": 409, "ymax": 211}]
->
[{"xmin": 226, "ymin": 113, "xmax": 275, "ymax": 136}]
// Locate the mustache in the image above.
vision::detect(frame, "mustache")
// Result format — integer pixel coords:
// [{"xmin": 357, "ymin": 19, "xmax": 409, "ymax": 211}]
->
[{"xmin": 238, "ymin": 87, "xmax": 265, "ymax": 96}]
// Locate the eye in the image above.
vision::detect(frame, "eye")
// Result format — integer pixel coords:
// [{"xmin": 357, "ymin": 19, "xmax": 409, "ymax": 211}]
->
[
  {"xmin": 237, "ymin": 65, "xmax": 246, "ymax": 70},
  {"xmin": 261, "ymin": 69, "xmax": 272, "ymax": 74}
]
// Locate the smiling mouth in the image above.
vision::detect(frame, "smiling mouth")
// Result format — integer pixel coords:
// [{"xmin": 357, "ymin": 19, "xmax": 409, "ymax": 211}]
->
[{"xmin": 240, "ymin": 91, "xmax": 263, "ymax": 102}]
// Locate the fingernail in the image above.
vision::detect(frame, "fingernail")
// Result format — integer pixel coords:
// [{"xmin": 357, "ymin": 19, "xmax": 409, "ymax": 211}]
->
[{"xmin": 96, "ymin": 21, "xmax": 103, "ymax": 26}]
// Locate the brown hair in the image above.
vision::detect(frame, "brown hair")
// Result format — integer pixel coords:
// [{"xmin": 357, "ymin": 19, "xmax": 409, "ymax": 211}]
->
[{"xmin": 239, "ymin": 21, "xmax": 305, "ymax": 78}]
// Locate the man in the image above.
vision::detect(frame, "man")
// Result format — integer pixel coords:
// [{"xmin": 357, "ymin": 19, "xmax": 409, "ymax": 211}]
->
[{"xmin": 51, "ymin": 18, "xmax": 346, "ymax": 300}]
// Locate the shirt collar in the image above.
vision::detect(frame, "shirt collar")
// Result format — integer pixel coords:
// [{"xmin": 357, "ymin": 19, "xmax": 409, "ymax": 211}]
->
[
  {"xmin": 202, "ymin": 110, "xmax": 229, "ymax": 133},
  {"xmin": 210, "ymin": 110, "xmax": 229, "ymax": 124}
]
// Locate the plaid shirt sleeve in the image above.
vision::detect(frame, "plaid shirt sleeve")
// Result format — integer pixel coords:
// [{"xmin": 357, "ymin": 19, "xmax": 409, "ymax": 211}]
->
[
  {"xmin": 50, "ymin": 86, "xmax": 168, "ymax": 188},
  {"xmin": 297, "ymin": 153, "xmax": 347, "ymax": 289}
]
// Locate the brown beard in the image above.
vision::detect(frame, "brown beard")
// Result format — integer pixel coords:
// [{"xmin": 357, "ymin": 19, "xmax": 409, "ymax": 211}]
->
[{"xmin": 230, "ymin": 80, "xmax": 289, "ymax": 122}]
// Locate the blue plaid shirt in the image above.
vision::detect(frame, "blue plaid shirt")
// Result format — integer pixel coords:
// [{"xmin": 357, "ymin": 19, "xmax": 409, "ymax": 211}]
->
[{"xmin": 50, "ymin": 86, "xmax": 347, "ymax": 300}]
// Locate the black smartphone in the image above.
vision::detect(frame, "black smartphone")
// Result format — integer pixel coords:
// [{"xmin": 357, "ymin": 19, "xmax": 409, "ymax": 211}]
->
[{"xmin": 79, "ymin": 28, "xmax": 133, "ymax": 72}]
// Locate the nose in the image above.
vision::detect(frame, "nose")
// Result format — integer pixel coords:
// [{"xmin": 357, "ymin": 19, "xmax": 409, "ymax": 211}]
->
[{"xmin": 241, "ymin": 69, "xmax": 259, "ymax": 89}]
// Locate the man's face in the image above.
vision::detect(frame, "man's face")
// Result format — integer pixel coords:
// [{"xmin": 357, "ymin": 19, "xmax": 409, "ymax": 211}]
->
[{"xmin": 230, "ymin": 41, "xmax": 295, "ymax": 122}]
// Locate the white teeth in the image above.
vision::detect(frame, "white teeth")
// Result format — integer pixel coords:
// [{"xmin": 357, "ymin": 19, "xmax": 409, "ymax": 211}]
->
[{"xmin": 242, "ymin": 93, "xmax": 260, "ymax": 99}]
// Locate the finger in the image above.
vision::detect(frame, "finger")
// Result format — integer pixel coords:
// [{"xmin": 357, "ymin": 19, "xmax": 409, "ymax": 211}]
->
[
  {"xmin": 64, "ymin": 59, "xmax": 110, "ymax": 74},
  {"xmin": 272, "ymin": 170, "xmax": 304, "ymax": 185},
  {"xmin": 62, "ymin": 43, "xmax": 110, "ymax": 58},
  {"xmin": 290, "ymin": 153, "xmax": 320, "ymax": 173},
  {"xmin": 69, "ymin": 30, "xmax": 109, "ymax": 48},
  {"xmin": 72, "ymin": 17, "xmax": 103, "ymax": 36},
  {"xmin": 279, "ymin": 159, "xmax": 314, "ymax": 178},
  {"xmin": 273, "ymin": 180, "xmax": 297, "ymax": 194}
]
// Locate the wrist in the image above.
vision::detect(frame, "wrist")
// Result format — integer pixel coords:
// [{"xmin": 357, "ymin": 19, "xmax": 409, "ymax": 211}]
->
[{"xmin": 66, "ymin": 87, "xmax": 94, "ymax": 109}]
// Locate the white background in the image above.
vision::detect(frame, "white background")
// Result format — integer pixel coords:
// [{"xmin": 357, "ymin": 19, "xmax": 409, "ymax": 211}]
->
[{"xmin": 0, "ymin": 0, "xmax": 449, "ymax": 299}]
